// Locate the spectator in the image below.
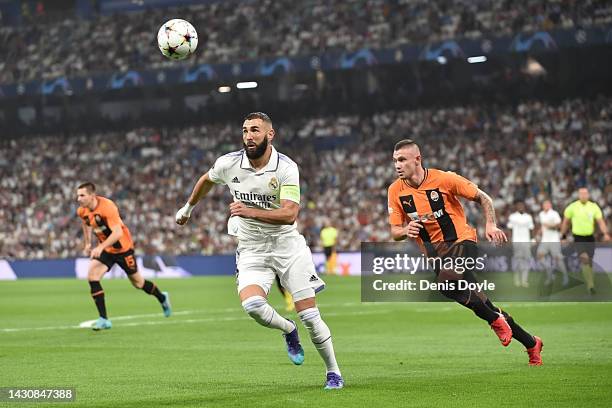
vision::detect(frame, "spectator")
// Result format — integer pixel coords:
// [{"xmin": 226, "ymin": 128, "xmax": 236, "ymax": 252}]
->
[
  {"xmin": 2, "ymin": 0, "xmax": 612, "ymax": 84},
  {"xmin": 0, "ymin": 98, "xmax": 610, "ymax": 259}
]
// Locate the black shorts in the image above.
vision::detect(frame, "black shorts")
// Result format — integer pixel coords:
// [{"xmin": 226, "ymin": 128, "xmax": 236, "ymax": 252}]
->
[
  {"xmin": 573, "ymin": 234, "xmax": 595, "ymax": 259},
  {"xmin": 433, "ymin": 240, "xmax": 480, "ymax": 283},
  {"xmin": 429, "ymin": 240, "xmax": 488, "ymax": 303},
  {"xmin": 323, "ymin": 246, "xmax": 334, "ymax": 258},
  {"xmin": 96, "ymin": 249, "xmax": 138, "ymax": 275}
]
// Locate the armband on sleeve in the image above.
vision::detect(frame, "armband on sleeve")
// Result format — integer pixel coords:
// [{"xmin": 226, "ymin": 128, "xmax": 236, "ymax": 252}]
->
[{"xmin": 280, "ymin": 184, "xmax": 300, "ymax": 204}]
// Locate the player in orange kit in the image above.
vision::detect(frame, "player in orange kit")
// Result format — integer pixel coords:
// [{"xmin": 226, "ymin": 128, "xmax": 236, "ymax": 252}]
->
[
  {"xmin": 387, "ymin": 139, "xmax": 543, "ymax": 365},
  {"xmin": 76, "ymin": 182, "xmax": 171, "ymax": 330}
]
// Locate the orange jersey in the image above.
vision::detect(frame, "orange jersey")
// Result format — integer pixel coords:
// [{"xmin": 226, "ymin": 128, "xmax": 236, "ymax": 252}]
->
[
  {"xmin": 77, "ymin": 196, "xmax": 134, "ymax": 254},
  {"xmin": 388, "ymin": 168, "xmax": 478, "ymax": 249}
]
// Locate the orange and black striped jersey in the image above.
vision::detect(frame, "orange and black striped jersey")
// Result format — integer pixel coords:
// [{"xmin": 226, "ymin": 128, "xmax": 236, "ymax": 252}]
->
[
  {"xmin": 388, "ymin": 168, "xmax": 479, "ymax": 249},
  {"xmin": 77, "ymin": 196, "xmax": 134, "ymax": 254}
]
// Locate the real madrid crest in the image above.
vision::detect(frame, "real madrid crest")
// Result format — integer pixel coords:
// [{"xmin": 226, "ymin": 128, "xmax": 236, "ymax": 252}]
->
[
  {"xmin": 429, "ymin": 191, "xmax": 439, "ymax": 202},
  {"xmin": 268, "ymin": 177, "xmax": 279, "ymax": 190}
]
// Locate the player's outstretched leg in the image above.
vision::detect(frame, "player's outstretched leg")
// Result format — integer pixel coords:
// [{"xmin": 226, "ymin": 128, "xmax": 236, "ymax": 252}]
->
[
  {"xmin": 486, "ymin": 301, "xmax": 543, "ymax": 365},
  {"xmin": 283, "ymin": 318, "xmax": 305, "ymax": 365},
  {"xmin": 88, "ymin": 260, "xmax": 111, "ymax": 331},
  {"xmin": 240, "ymin": 285, "xmax": 303, "ymax": 364},
  {"xmin": 438, "ymin": 283, "xmax": 512, "ymax": 346},
  {"xmin": 294, "ymin": 291, "xmax": 343, "ymax": 390},
  {"xmin": 526, "ymin": 336, "xmax": 544, "ymax": 366},
  {"xmin": 129, "ymin": 272, "xmax": 171, "ymax": 317},
  {"xmin": 242, "ymin": 296, "xmax": 303, "ymax": 364}
]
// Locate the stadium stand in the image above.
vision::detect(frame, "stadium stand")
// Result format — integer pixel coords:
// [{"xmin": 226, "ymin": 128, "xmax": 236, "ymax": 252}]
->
[
  {"xmin": 2, "ymin": 0, "xmax": 612, "ymax": 84},
  {"xmin": 1, "ymin": 98, "xmax": 610, "ymax": 259}
]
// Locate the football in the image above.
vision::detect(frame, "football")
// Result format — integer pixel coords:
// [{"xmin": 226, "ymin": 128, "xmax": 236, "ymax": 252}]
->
[{"xmin": 157, "ymin": 19, "xmax": 198, "ymax": 60}]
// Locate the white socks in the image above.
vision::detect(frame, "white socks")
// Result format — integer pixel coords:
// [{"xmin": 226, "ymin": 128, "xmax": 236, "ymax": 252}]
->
[
  {"xmin": 241, "ymin": 297, "xmax": 341, "ymax": 375},
  {"xmin": 298, "ymin": 307, "xmax": 341, "ymax": 375},
  {"xmin": 242, "ymin": 296, "xmax": 294, "ymax": 334}
]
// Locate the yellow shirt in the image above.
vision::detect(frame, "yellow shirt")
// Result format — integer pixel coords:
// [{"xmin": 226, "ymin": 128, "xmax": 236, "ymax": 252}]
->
[
  {"xmin": 563, "ymin": 200, "xmax": 603, "ymax": 236},
  {"xmin": 320, "ymin": 226, "xmax": 338, "ymax": 247}
]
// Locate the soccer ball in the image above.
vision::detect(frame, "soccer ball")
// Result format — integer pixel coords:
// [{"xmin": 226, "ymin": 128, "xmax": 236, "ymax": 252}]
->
[{"xmin": 157, "ymin": 19, "xmax": 198, "ymax": 60}]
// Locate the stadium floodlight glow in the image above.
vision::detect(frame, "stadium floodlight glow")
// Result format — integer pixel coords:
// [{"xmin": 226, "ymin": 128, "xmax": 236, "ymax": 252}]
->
[
  {"xmin": 467, "ymin": 56, "xmax": 487, "ymax": 64},
  {"xmin": 436, "ymin": 56, "xmax": 447, "ymax": 64},
  {"xmin": 218, "ymin": 86, "xmax": 231, "ymax": 93},
  {"xmin": 236, "ymin": 81, "xmax": 258, "ymax": 89}
]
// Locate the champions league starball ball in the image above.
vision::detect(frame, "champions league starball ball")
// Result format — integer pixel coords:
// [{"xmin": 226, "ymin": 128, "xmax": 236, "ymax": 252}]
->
[{"xmin": 157, "ymin": 19, "xmax": 198, "ymax": 60}]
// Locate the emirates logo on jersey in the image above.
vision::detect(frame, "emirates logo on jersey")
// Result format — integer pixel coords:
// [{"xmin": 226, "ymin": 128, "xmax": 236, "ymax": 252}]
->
[
  {"xmin": 429, "ymin": 191, "xmax": 439, "ymax": 202},
  {"xmin": 234, "ymin": 190, "xmax": 277, "ymax": 209}
]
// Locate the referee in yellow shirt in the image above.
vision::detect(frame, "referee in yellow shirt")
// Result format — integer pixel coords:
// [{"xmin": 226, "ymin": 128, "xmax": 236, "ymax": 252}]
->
[
  {"xmin": 560, "ymin": 188, "xmax": 610, "ymax": 294},
  {"xmin": 320, "ymin": 222, "xmax": 338, "ymax": 274}
]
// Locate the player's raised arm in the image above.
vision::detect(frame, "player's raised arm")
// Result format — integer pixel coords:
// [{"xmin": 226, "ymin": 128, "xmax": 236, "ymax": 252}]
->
[
  {"xmin": 440, "ymin": 170, "xmax": 506, "ymax": 244},
  {"xmin": 472, "ymin": 189, "xmax": 508, "ymax": 244},
  {"xmin": 176, "ymin": 171, "xmax": 216, "ymax": 225}
]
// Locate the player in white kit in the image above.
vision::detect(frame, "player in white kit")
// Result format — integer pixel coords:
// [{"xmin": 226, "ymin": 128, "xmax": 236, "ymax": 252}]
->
[
  {"xmin": 537, "ymin": 200, "xmax": 568, "ymax": 286},
  {"xmin": 175, "ymin": 112, "xmax": 343, "ymax": 389},
  {"xmin": 507, "ymin": 201, "xmax": 534, "ymax": 287}
]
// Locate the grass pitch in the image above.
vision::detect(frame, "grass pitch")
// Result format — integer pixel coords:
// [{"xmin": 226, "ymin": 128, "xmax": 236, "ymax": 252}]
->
[{"xmin": 1, "ymin": 276, "xmax": 611, "ymax": 407}]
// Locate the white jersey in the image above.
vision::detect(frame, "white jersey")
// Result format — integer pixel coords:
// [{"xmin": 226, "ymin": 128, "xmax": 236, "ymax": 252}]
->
[
  {"xmin": 538, "ymin": 209, "xmax": 562, "ymax": 242},
  {"xmin": 508, "ymin": 211, "xmax": 534, "ymax": 242},
  {"xmin": 208, "ymin": 146, "xmax": 301, "ymax": 241}
]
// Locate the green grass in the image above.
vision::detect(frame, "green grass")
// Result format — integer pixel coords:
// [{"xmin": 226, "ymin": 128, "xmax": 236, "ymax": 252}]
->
[{"xmin": 1, "ymin": 276, "xmax": 612, "ymax": 407}]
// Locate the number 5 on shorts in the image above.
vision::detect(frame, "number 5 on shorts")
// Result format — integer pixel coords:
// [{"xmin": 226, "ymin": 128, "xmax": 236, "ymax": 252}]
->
[{"xmin": 125, "ymin": 255, "xmax": 136, "ymax": 269}]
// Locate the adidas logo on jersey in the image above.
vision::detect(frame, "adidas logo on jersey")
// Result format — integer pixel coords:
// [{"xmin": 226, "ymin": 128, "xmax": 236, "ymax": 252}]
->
[
  {"xmin": 309, "ymin": 275, "xmax": 319, "ymax": 282},
  {"xmin": 231, "ymin": 177, "xmax": 240, "ymax": 183}
]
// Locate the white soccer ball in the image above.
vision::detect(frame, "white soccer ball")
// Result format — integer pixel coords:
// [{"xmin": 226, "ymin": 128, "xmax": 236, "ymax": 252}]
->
[{"xmin": 157, "ymin": 19, "xmax": 198, "ymax": 60}]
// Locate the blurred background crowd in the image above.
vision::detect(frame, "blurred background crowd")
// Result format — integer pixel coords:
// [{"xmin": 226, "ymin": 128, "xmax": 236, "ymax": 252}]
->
[
  {"xmin": 2, "ymin": 0, "xmax": 612, "ymax": 84},
  {"xmin": 1, "ymin": 97, "xmax": 610, "ymax": 259},
  {"xmin": 0, "ymin": 0, "xmax": 610, "ymax": 260}
]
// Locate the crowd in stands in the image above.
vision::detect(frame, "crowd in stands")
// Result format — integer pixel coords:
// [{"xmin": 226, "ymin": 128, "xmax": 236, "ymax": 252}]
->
[
  {"xmin": 2, "ymin": 0, "xmax": 612, "ymax": 84},
  {"xmin": 1, "ymin": 97, "xmax": 610, "ymax": 259}
]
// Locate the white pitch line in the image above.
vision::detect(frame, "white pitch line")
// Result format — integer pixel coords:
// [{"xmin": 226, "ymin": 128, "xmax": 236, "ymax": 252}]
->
[
  {"xmin": 1, "ymin": 308, "xmax": 392, "ymax": 333},
  {"xmin": 79, "ymin": 310, "xmax": 197, "ymax": 327},
  {"xmin": 107, "ymin": 309, "xmax": 393, "ymax": 329},
  {"xmin": 2, "ymin": 301, "xmax": 605, "ymax": 333}
]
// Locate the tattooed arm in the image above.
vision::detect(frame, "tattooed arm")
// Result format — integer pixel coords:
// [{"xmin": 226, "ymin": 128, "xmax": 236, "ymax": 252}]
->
[{"xmin": 472, "ymin": 189, "xmax": 508, "ymax": 244}]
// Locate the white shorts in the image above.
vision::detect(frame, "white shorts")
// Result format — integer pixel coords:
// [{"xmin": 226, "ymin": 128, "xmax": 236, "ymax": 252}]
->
[
  {"xmin": 512, "ymin": 244, "xmax": 532, "ymax": 260},
  {"xmin": 536, "ymin": 242, "xmax": 563, "ymax": 258},
  {"xmin": 235, "ymin": 234, "xmax": 325, "ymax": 300}
]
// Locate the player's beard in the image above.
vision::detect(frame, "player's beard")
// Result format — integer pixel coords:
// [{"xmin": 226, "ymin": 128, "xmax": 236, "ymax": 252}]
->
[{"xmin": 244, "ymin": 137, "xmax": 268, "ymax": 159}]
